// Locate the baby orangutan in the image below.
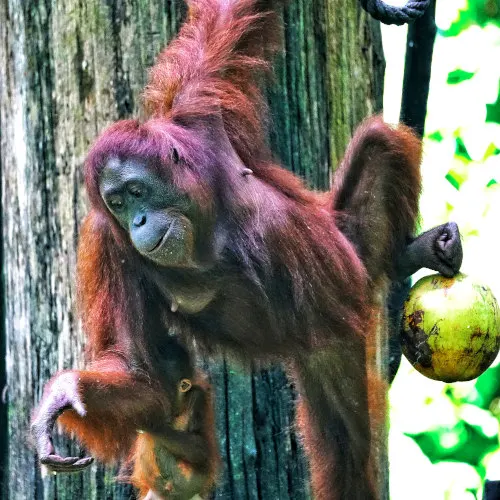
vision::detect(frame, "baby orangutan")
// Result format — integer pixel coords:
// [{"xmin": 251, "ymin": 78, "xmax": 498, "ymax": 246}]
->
[
  {"xmin": 32, "ymin": 335, "xmax": 218, "ymax": 500},
  {"xmin": 130, "ymin": 376, "xmax": 218, "ymax": 500}
]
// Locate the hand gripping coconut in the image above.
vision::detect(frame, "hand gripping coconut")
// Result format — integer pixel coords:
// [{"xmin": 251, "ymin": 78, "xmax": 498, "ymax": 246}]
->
[{"xmin": 401, "ymin": 273, "xmax": 500, "ymax": 382}]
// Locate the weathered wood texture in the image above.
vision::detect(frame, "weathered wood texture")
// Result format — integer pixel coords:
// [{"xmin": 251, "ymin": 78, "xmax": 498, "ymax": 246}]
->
[{"xmin": 0, "ymin": 1, "xmax": 384, "ymax": 498}]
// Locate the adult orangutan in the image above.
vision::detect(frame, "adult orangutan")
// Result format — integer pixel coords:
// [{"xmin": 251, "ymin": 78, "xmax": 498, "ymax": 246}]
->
[{"xmin": 31, "ymin": 1, "xmax": 462, "ymax": 499}]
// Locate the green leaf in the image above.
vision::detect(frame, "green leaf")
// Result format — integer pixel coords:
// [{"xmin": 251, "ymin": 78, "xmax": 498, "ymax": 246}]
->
[
  {"xmin": 483, "ymin": 143, "xmax": 500, "ymax": 159},
  {"xmin": 438, "ymin": 8, "xmax": 473, "ymax": 37},
  {"xmin": 471, "ymin": 0, "xmax": 500, "ymax": 27},
  {"xmin": 468, "ymin": 363, "xmax": 500, "ymax": 410},
  {"xmin": 446, "ymin": 167, "xmax": 467, "ymax": 190},
  {"xmin": 408, "ymin": 423, "xmax": 468, "ymax": 462},
  {"xmin": 455, "ymin": 136, "xmax": 473, "ymax": 161},
  {"xmin": 447, "ymin": 69, "xmax": 475, "ymax": 84},
  {"xmin": 410, "ymin": 423, "xmax": 497, "ymax": 465},
  {"xmin": 487, "ymin": 179, "xmax": 498, "ymax": 187},
  {"xmin": 439, "ymin": 0, "xmax": 500, "ymax": 36},
  {"xmin": 428, "ymin": 130, "xmax": 444, "ymax": 142},
  {"xmin": 446, "ymin": 172, "xmax": 461, "ymax": 190},
  {"xmin": 486, "ymin": 87, "xmax": 500, "ymax": 124}
]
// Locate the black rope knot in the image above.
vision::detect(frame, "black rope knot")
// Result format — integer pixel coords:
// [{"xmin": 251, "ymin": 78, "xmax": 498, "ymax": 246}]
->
[{"xmin": 360, "ymin": 0, "xmax": 431, "ymax": 25}]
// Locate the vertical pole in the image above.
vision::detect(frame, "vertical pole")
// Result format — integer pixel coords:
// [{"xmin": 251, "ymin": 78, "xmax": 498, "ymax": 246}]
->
[
  {"xmin": 400, "ymin": 0, "xmax": 437, "ymax": 137},
  {"xmin": 388, "ymin": 0, "xmax": 437, "ymax": 383}
]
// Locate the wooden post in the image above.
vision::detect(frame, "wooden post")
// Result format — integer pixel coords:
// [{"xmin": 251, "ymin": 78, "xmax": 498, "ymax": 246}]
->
[{"xmin": 0, "ymin": 1, "xmax": 385, "ymax": 498}]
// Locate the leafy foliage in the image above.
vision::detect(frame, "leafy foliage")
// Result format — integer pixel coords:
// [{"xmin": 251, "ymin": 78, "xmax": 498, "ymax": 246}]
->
[
  {"xmin": 439, "ymin": 0, "xmax": 500, "ymax": 36},
  {"xmin": 447, "ymin": 69, "xmax": 476, "ymax": 85},
  {"xmin": 486, "ymin": 89, "xmax": 500, "ymax": 123},
  {"xmin": 385, "ymin": 1, "xmax": 500, "ymax": 498}
]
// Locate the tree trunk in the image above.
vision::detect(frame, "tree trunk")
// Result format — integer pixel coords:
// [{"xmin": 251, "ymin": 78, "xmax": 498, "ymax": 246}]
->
[{"xmin": 0, "ymin": 1, "xmax": 384, "ymax": 498}]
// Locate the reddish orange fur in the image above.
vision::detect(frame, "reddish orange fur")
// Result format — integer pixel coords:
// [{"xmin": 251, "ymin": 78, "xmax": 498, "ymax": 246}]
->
[
  {"xmin": 56, "ymin": 358, "xmax": 171, "ymax": 463},
  {"xmin": 332, "ymin": 118, "xmax": 422, "ymax": 284},
  {"xmin": 144, "ymin": 0, "xmax": 283, "ymax": 170},
  {"xmin": 131, "ymin": 434, "xmax": 163, "ymax": 497},
  {"xmin": 32, "ymin": 1, "xmax": 422, "ymax": 499},
  {"xmin": 129, "ymin": 377, "xmax": 219, "ymax": 499}
]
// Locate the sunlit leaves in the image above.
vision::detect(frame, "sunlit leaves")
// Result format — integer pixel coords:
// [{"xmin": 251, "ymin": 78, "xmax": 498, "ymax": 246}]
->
[
  {"xmin": 438, "ymin": 0, "xmax": 500, "ymax": 37},
  {"xmin": 483, "ymin": 448, "xmax": 500, "ymax": 481},
  {"xmin": 389, "ymin": 435, "xmax": 438, "ymax": 500},
  {"xmin": 432, "ymin": 462, "xmax": 481, "ymax": 499},
  {"xmin": 448, "ymin": 69, "xmax": 476, "ymax": 84},
  {"xmin": 446, "ymin": 170, "xmax": 465, "ymax": 190},
  {"xmin": 473, "ymin": 363, "xmax": 500, "ymax": 409},
  {"xmin": 428, "ymin": 130, "xmax": 444, "ymax": 142},
  {"xmin": 484, "ymin": 143, "xmax": 500, "ymax": 158},
  {"xmin": 410, "ymin": 423, "xmax": 468, "ymax": 462},
  {"xmin": 486, "ymin": 84, "xmax": 500, "ymax": 123},
  {"xmin": 436, "ymin": 0, "xmax": 469, "ymax": 34},
  {"xmin": 456, "ymin": 137, "xmax": 473, "ymax": 161},
  {"xmin": 387, "ymin": 3, "xmax": 500, "ymax": 498},
  {"xmin": 458, "ymin": 404, "xmax": 499, "ymax": 439}
]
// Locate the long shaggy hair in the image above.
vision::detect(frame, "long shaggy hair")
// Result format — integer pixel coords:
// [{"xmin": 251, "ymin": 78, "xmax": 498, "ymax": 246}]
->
[{"xmin": 73, "ymin": 1, "xmax": 422, "ymax": 498}]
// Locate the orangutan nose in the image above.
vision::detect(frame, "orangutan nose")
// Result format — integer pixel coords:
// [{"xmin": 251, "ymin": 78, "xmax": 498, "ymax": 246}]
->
[{"xmin": 133, "ymin": 214, "xmax": 146, "ymax": 227}]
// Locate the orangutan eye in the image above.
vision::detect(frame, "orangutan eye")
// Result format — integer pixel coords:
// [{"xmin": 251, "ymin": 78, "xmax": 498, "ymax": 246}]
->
[
  {"xmin": 128, "ymin": 183, "xmax": 143, "ymax": 198},
  {"xmin": 108, "ymin": 195, "xmax": 124, "ymax": 210}
]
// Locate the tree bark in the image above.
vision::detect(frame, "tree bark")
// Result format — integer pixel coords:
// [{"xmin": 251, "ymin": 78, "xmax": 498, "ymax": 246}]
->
[{"xmin": 0, "ymin": 1, "xmax": 384, "ymax": 498}]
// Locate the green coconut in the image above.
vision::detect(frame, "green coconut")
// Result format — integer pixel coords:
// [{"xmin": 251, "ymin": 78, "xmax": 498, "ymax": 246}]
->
[{"xmin": 401, "ymin": 273, "xmax": 500, "ymax": 382}]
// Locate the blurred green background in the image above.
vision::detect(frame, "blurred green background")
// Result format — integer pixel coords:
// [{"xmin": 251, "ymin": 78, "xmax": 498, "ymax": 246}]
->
[{"xmin": 383, "ymin": 1, "xmax": 500, "ymax": 498}]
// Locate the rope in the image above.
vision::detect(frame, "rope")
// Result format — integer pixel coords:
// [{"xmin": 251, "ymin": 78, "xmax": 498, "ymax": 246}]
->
[{"xmin": 359, "ymin": 0, "xmax": 431, "ymax": 26}]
